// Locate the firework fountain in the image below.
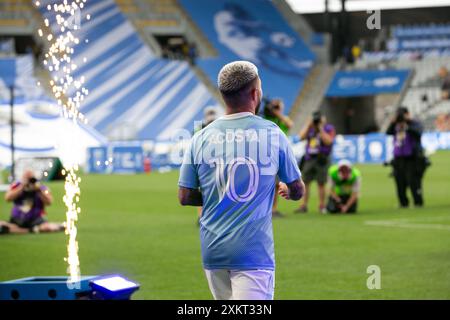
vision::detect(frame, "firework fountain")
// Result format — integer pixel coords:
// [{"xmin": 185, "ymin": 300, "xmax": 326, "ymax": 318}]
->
[
  {"xmin": 35, "ymin": 0, "xmax": 89, "ymax": 289},
  {"xmin": 0, "ymin": 0, "xmax": 139, "ymax": 300}
]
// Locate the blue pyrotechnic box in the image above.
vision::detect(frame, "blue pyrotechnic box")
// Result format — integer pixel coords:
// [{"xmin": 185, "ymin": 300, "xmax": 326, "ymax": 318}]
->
[
  {"xmin": 0, "ymin": 276, "xmax": 97, "ymax": 300},
  {"xmin": 0, "ymin": 275, "xmax": 139, "ymax": 300}
]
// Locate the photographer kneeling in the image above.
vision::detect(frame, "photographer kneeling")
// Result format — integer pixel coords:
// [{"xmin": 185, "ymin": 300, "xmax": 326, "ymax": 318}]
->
[
  {"xmin": 0, "ymin": 170, "xmax": 65, "ymax": 235},
  {"xmin": 326, "ymin": 160, "xmax": 361, "ymax": 214}
]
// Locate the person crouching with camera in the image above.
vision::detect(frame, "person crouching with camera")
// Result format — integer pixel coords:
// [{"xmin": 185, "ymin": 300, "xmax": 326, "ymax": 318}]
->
[
  {"xmin": 0, "ymin": 169, "xmax": 65, "ymax": 235},
  {"xmin": 326, "ymin": 160, "xmax": 361, "ymax": 214},
  {"xmin": 386, "ymin": 107, "xmax": 426, "ymax": 208},
  {"xmin": 296, "ymin": 111, "xmax": 335, "ymax": 214}
]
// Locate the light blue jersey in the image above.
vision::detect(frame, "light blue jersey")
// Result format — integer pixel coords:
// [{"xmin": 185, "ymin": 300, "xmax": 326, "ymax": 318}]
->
[{"xmin": 178, "ymin": 112, "xmax": 301, "ymax": 270}]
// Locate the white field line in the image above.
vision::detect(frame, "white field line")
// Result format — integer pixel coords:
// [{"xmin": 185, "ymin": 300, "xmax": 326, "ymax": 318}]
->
[{"xmin": 364, "ymin": 216, "xmax": 450, "ymax": 231}]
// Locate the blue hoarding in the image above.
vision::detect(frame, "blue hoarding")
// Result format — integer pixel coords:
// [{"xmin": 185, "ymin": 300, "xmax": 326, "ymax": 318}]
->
[
  {"xmin": 326, "ymin": 69, "xmax": 410, "ymax": 97},
  {"xmin": 87, "ymin": 144, "xmax": 144, "ymax": 174},
  {"xmin": 332, "ymin": 133, "xmax": 392, "ymax": 163},
  {"xmin": 87, "ymin": 132, "xmax": 450, "ymax": 174},
  {"xmin": 111, "ymin": 146, "xmax": 144, "ymax": 173},
  {"xmin": 331, "ymin": 132, "xmax": 450, "ymax": 163},
  {"xmin": 88, "ymin": 146, "xmax": 108, "ymax": 173}
]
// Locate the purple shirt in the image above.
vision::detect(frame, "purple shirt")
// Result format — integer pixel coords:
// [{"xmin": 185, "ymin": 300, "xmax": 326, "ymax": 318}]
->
[
  {"xmin": 305, "ymin": 124, "xmax": 335, "ymax": 159},
  {"xmin": 10, "ymin": 182, "xmax": 48, "ymax": 222},
  {"xmin": 393, "ymin": 126, "xmax": 416, "ymax": 157}
]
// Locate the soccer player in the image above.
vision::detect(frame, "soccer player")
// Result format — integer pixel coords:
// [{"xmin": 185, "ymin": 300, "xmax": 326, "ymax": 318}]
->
[
  {"xmin": 178, "ymin": 61, "xmax": 304, "ymax": 300},
  {"xmin": 326, "ymin": 160, "xmax": 361, "ymax": 214}
]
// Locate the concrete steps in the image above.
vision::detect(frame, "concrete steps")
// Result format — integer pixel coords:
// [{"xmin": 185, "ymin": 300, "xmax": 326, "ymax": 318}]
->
[{"xmin": 289, "ymin": 64, "xmax": 335, "ymax": 134}]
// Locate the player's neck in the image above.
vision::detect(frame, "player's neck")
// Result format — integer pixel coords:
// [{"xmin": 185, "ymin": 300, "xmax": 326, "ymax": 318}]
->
[{"xmin": 225, "ymin": 106, "xmax": 255, "ymax": 115}]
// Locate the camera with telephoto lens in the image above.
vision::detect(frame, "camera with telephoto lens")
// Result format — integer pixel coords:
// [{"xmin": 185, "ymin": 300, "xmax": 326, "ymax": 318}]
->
[
  {"xmin": 312, "ymin": 111, "xmax": 322, "ymax": 126},
  {"xmin": 23, "ymin": 177, "xmax": 39, "ymax": 199}
]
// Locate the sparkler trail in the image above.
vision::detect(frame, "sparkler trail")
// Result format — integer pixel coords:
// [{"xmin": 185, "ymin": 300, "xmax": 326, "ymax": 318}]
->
[{"xmin": 34, "ymin": 0, "xmax": 89, "ymax": 288}]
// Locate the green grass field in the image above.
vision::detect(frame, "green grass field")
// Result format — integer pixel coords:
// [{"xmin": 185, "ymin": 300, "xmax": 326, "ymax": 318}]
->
[{"xmin": 1, "ymin": 152, "xmax": 450, "ymax": 299}]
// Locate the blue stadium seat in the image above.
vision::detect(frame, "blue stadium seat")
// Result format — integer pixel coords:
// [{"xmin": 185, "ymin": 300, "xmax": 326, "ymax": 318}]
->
[
  {"xmin": 178, "ymin": 0, "xmax": 315, "ymax": 113},
  {"xmin": 38, "ymin": 0, "xmax": 219, "ymax": 141}
]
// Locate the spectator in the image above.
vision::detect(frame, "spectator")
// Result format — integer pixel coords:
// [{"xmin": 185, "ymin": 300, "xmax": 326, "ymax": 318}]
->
[
  {"xmin": 0, "ymin": 170, "xmax": 65, "ymax": 235},
  {"xmin": 435, "ymin": 113, "xmax": 450, "ymax": 131},
  {"xmin": 326, "ymin": 160, "xmax": 361, "ymax": 214},
  {"xmin": 296, "ymin": 111, "xmax": 336, "ymax": 214},
  {"xmin": 438, "ymin": 67, "xmax": 450, "ymax": 100},
  {"xmin": 351, "ymin": 45, "xmax": 361, "ymax": 61},
  {"xmin": 386, "ymin": 107, "xmax": 427, "ymax": 208},
  {"xmin": 263, "ymin": 98, "xmax": 293, "ymax": 218}
]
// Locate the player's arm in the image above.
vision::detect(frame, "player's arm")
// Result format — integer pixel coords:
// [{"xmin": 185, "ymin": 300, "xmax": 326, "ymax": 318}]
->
[
  {"xmin": 278, "ymin": 179, "xmax": 305, "ymax": 201},
  {"xmin": 279, "ymin": 114, "xmax": 294, "ymax": 129},
  {"xmin": 328, "ymin": 177, "xmax": 341, "ymax": 202},
  {"xmin": 274, "ymin": 108, "xmax": 293, "ymax": 129},
  {"xmin": 330, "ymin": 189, "xmax": 341, "ymax": 203},
  {"xmin": 298, "ymin": 119, "xmax": 312, "ymax": 140},
  {"xmin": 37, "ymin": 186, "xmax": 53, "ymax": 206},
  {"xmin": 386, "ymin": 116, "xmax": 397, "ymax": 135},
  {"xmin": 341, "ymin": 192, "xmax": 358, "ymax": 213},
  {"xmin": 178, "ymin": 137, "xmax": 202, "ymax": 206},
  {"xmin": 178, "ymin": 187, "xmax": 203, "ymax": 206},
  {"xmin": 278, "ymin": 128, "xmax": 304, "ymax": 200},
  {"xmin": 4, "ymin": 183, "xmax": 24, "ymax": 202},
  {"xmin": 319, "ymin": 125, "xmax": 335, "ymax": 146},
  {"xmin": 341, "ymin": 177, "xmax": 361, "ymax": 213}
]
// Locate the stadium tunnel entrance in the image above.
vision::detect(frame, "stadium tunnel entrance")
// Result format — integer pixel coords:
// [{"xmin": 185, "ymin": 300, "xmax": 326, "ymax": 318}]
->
[
  {"xmin": 322, "ymin": 91, "xmax": 404, "ymax": 135},
  {"xmin": 323, "ymin": 96, "xmax": 378, "ymax": 135}
]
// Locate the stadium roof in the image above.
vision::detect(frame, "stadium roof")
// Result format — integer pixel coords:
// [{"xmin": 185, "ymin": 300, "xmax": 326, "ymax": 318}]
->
[{"xmin": 286, "ymin": 0, "xmax": 450, "ymax": 14}]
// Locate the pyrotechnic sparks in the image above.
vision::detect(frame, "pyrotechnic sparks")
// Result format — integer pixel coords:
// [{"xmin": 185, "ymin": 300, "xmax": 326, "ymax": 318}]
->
[
  {"xmin": 62, "ymin": 166, "xmax": 82, "ymax": 288},
  {"xmin": 35, "ymin": 0, "xmax": 90, "ymax": 288}
]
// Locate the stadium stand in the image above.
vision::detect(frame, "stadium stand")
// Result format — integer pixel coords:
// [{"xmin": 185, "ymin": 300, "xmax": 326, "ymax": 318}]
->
[
  {"xmin": 0, "ymin": 0, "xmax": 34, "ymax": 33},
  {"xmin": 348, "ymin": 23, "xmax": 450, "ymax": 131},
  {"xmin": 178, "ymin": 0, "xmax": 316, "ymax": 113},
  {"xmin": 0, "ymin": 54, "xmax": 46, "ymax": 103},
  {"xmin": 37, "ymin": 0, "xmax": 220, "ymax": 141},
  {"xmin": 0, "ymin": 55, "xmax": 105, "ymax": 166}
]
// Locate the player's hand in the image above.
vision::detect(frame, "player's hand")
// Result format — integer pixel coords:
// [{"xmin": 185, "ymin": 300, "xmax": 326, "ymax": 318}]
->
[
  {"xmin": 340, "ymin": 205, "xmax": 348, "ymax": 213},
  {"xmin": 278, "ymin": 182, "xmax": 290, "ymax": 200}
]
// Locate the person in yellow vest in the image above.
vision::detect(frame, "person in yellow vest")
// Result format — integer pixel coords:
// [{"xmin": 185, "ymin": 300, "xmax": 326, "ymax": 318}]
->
[{"xmin": 326, "ymin": 160, "xmax": 361, "ymax": 214}]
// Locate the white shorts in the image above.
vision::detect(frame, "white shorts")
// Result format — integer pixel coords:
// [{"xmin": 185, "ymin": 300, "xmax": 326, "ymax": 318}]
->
[{"xmin": 204, "ymin": 269, "xmax": 275, "ymax": 300}]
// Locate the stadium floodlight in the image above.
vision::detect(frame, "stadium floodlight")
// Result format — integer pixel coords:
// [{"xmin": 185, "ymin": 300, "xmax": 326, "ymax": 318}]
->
[{"xmin": 89, "ymin": 275, "xmax": 140, "ymax": 300}]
